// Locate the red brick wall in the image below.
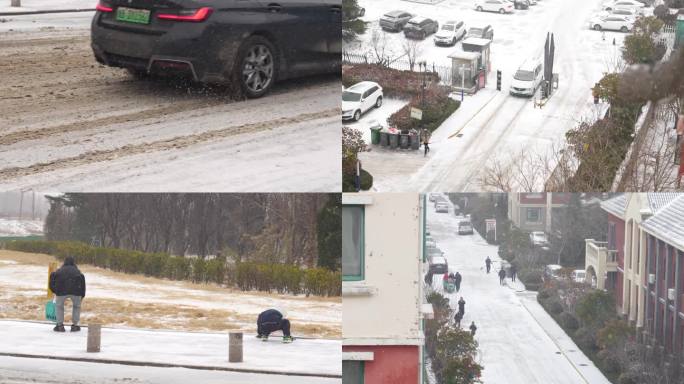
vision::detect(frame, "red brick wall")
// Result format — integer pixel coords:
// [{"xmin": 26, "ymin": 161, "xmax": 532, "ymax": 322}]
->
[{"xmin": 344, "ymin": 345, "xmax": 420, "ymax": 384}]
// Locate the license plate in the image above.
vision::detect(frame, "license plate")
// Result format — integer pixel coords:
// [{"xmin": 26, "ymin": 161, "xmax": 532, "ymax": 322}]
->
[{"xmin": 116, "ymin": 7, "xmax": 151, "ymax": 25}]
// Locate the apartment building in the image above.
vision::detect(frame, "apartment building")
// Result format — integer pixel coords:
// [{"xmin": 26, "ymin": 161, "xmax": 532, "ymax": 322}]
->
[
  {"xmin": 507, "ymin": 193, "xmax": 571, "ymax": 234},
  {"xmin": 342, "ymin": 193, "xmax": 432, "ymax": 384}
]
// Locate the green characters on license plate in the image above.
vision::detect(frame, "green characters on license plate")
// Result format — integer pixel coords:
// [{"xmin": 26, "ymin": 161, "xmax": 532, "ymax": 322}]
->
[{"xmin": 116, "ymin": 7, "xmax": 151, "ymax": 24}]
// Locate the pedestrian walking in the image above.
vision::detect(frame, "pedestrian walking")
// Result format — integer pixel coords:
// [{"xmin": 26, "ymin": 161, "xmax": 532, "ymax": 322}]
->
[
  {"xmin": 454, "ymin": 311, "xmax": 463, "ymax": 328},
  {"xmin": 457, "ymin": 297, "xmax": 466, "ymax": 316},
  {"xmin": 454, "ymin": 271, "xmax": 462, "ymax": 292},
  {"xmin": 257, "ymin": 308, "xmax": 293, "ymax": 343},
  {"xmin": 469, "ymin": 321, "xmax": 477, "ymax": 336},
  {"xmin": 510, "ymin": 264, "xmax": 517, "ymax": 282},
  {"xmin": 48, "ymin": 256, "xmax": 86, "ymax": 332},
  {"xmin": 498, "ymin": 268, "xmax": 506, "ymax": 285},
  {"xmin": 422, "ymin": 129, "xmax": 431, "ymax": 157},
  {"xmin": 485, "ymin": 257, "xmax": 492, "ymax": 274},
  {"xmin": 425, "ymin": 270, "xmax": 434, "ymax": 286}
]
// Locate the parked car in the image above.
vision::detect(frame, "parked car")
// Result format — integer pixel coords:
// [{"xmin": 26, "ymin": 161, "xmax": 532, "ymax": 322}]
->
[
  {"xmin": 529, "ymin": 231, "xmax": 550, "ymax": 247},
  {"xmin": 467, "ymin": 24, "xmax": 494, "ymax": 40},
  {"xmin": 429, "ymin": 256, "xmax": 449, "ymax": 274},
  {"xmin": 436, "ymin": 202, "xmax": 449, "ymax": 213},
  {"xmin": 603, "ymin": 0, "xmax": 646, "ymax": 13},
  {"xmin": 342, "ymin": 81, "xmax": 383, "ymax": 121},
  {"xmin": 434, "ymin": 20, "xmax": 466, "ymax": 46},
  {"xmin": 599, "ymin": 7, "xmax": 639, "ymax": 19},
  {"xmin": 511, "ymin": 0, "xmax": 529, "ymax": 10},
  {"xmin": 589, "ymin": 15, "xmax": 635, "ymax": 32},
  {"xmin": 404, "ymin": 17, "xmax": 439, "ymax": 39},
  {"xmin": 475, "ymin": 0, "xmax": 514, "ymax": 13},
  {"xmin": 572, "ymin": 269, "xmax": 587, "ymax": 284},
  {"xmin": 429, "ymin": 193, "xmax": 439, "ymax": 202},
  {"xmin": 543, "ymin": 264, "xmax": 562, "ymax": 282},
  {"xmin": 509, "ymin": 58, "xmax": 543, "ymax": 97},
  {"xmin": 379, "ymin": 10, "xmax": 413, "ymax": 32},
  {"xmin": 458, "ymin": 220, "xmax": 474, "ymax": 235},
  {"xmin": 91, "ymin": 0, "xmax": 341, "ymax": 99}
]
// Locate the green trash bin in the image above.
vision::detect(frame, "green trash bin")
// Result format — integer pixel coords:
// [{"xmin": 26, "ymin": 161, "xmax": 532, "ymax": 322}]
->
[{"xmin": 370, "ymin": 126, "xmax": 381, "ymax": 145}]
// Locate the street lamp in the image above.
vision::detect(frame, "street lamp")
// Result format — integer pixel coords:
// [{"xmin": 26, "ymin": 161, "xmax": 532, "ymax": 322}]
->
[{"xmin": 418, "ymin": 61, "xmax": 427, "ymax": 109}]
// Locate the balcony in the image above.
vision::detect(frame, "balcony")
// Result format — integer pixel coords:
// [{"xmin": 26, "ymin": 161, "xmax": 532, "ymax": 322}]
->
[{"xmin": 585, "ymin": 239, "xmax": 618, "ymax": 272}]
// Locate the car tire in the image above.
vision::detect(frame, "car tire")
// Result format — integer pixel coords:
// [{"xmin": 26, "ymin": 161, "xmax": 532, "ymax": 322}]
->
[
  {"xmin": 594, "ymin": 24, "xmax": 602, "ymax": 31},
  {"xmin": 353, "ymin": 110, "xmax": 361, "ymax": 121},
  {"xmin": 375, "ymin": 96, "xmax": 383, "ymax": 108},
  {"xmin": 620, "ymin": 26, "xmax": 629, "ymax": 32},
  {"xmin": 233, "ymin": 35, "xmax": 278, "ymax": 99},
  {"xmin": 499, "ymin": 8, "xmax": 506, "ymax": 13},
  {"xmin": 476, "ymin": 6, "xmax": 483, "ymax": 11},
  {"xmin": 421, "ymin": 31, "xmax": 426, "ymax": 39}
]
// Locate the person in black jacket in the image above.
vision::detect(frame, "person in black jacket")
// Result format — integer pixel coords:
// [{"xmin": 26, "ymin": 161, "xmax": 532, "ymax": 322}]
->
[
  {"xmin": 454, "ymin": 272, "xmax": 462, "ymax": 292},
  {"xmin": 48, "ymin": 257, "xmax": 86, "ymax": 332},
  {"xmin": 256, "ymin": 309, "xmax": 293, "ymax": 343}
]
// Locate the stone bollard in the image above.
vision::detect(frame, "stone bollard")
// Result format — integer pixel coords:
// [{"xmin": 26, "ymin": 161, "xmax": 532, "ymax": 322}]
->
[
  {"xmin": 228, "ymin": 332, "xmax": 243, "ymax": 363},
  {"xmin": 87, "ymin": 324, "xmax": 101, "ymax": 353}
]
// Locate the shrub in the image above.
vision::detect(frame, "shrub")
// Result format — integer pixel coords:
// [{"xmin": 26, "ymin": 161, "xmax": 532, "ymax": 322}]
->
[
  {"xmin": 387, "ymin": 88, "xmax": 460, "ymax": 133},
  {"xmin": 518, "ymin": 268, "xmax": 543, "ymax": 291},
  {"xmin": 342, "ymin": 64, "xmax": 441, "ymax": 99},
  {"xmin": 574, "ymin": 327, "xmax": 598, "ymax": 351},
  {"xmin": 576, "ymin": 290, "xmax": 616, "ymax": 329},
  {"xmin": 544, "ymin": 296, "xmax": 564, "ymax": 315},
  {"xmin": 559, "ymin": 311, "xmax": 580, "ymax": 332}
]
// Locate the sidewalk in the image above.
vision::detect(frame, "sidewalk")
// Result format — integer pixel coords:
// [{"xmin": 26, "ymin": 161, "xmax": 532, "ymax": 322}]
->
[
  {"xmin": 0, "ymin": 320, "xmax": 341, "ymax": 378},
  {"xmin": 518, "ymin": 292, "xmax": 612, "ymax": 384},
  {"xmin": 0, "ymin": 0, "xmax": 93, "ymax": 15}
]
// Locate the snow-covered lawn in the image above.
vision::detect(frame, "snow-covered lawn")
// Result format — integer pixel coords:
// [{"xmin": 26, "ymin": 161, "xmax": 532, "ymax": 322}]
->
[
  {"xmin": 0, "ymin": 218, "xmax": 43, "ymax": 237},
  {"xmin": 350, "ymin": 0, "xmax": 638, "ymax": 191},
  {"xmin": 0, "ymin": 355, "xmax": 340, "ymax": 384},
  {"xmin": 0, "ymin": 0, "xmax": 94, "ymax": 14},
  {"xmin": 426, "ymin": 195, "xmax": 611, "ymax": 383},
  {"xmin": 0, "ymin": 250, "xmax": 341, "ymax": 338},
  {"xmin": 344, "ymin": 97, "xmax": 409, "ymax": 144},
  {"xmin": 0, "ymin": 320, "xmax": 341, "ymax": 377}
]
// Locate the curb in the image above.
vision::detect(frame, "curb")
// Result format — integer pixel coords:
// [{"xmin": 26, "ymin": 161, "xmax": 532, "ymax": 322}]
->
[
  {"xmin": 0, "ymin": 8, "xmax": 94, "ymax": 16},
  {"xmin": 0, "ymin": 352, "xmax": 342, "ymax": 379}
]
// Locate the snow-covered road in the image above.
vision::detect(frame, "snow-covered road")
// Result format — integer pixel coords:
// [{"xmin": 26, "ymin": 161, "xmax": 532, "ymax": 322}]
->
[
  {"xmin": 426, "ymin": 196, "xmax": 610, "ymax": 383},
  {"xmin": 0, "ymin": 355, "xmax": 339, "ymax": 384},
  {"xmin": 352, "ymin": 0, "xmax": 630, "ymax": 191}
]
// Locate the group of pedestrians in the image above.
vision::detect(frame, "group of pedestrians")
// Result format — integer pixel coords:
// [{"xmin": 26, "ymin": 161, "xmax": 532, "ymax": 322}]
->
[
  {"xmin": 443, "ymin": 271, "xmax": 462, "ymax": 292},
  {"xmin": 486, "ymin": 256, "xmax": 517, "ymax": 285},
  {"xmin": 453, "ymin": 297, "xmax": 477, "ymax": 336}
]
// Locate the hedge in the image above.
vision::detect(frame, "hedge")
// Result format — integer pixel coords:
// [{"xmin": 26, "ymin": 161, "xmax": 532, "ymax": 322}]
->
[
  {"xmin": 6, "ymin": 240, "xmax": 340, "ymax": 297},
  {"xmin": 342, "ymin": 64, "xmax": 441, "ymax": 99}
]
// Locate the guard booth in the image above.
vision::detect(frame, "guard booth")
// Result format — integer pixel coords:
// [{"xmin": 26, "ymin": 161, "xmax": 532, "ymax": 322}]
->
[
  {"xmin": 448, "ymin": 50, "xmax": 481, "ymax": 94},
  {"xmin": 461, "ymin": 37, "xmax": 491, "ymax": 74},
  {"xmin": 677, "ymin": 15, "xmax": 684, "ymax": 49}
]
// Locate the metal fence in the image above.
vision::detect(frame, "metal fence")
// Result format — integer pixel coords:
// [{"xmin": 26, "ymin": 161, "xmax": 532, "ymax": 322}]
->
[{"xmin": 342, "ymin": 51, "xmax": 453, "ymax": 85}]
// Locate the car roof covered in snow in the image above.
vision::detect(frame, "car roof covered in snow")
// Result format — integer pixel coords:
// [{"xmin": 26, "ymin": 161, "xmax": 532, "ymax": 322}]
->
[
  {"xmin": 345, "ymin": 81, "xmax": 378, "ymax": 93},
  {"xmin": 384, "ymin": 10, "xmax": 409, "ymax": 17},
  {"xmin": 431, "ymin": 256, "xmax": 447, "ymax": 264},
  {"xmin": 640, "ymin": 195, "xmax": 684, "ymax": 252}
]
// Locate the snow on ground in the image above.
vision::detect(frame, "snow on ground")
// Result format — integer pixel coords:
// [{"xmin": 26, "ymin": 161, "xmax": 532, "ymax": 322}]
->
[
  {"xmin": 426, "ymin": 195, "xmax": 611, "ymax": 384},
  {"xmin": 344, "ymin": 97, "xmax": 409, "ymax": 145},
  {"xmin": 351, "ymin": 0, "xmax": 637, "ymax": 191},
  {"xmin": 0, "ymin": 356, "xmax": 340, "ymax": 384},
  {"xmin": 0, "ymin": 250, "xmax": 341, "ymax": 338},
  {"xmin": 0, "ymin": 218, "xmax": 43, "ymax": 237},
  {"xmin": 0, "ymin": 0, "xmax": 94, "ymax": 13},
  {"xmin": 0, "ymin": 320, "xmax": 341, "ymax": 377}
]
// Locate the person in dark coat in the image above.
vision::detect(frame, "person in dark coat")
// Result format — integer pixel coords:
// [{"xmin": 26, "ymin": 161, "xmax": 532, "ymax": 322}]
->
[
  {"xmin": 454, "ymin": 272, "xmax": 462, "ymax": 292},
  {"xmin": 485, "ymin": 257, "xmax": 492, "ymax": 273},
  {"xmin": 510, "ymin": 264, "xmax": 517, "ymax": 282},
  {"xmin": 454, "ymin": 310, "xmax": 463, "ymax": 328},
  {"xmin": 48, "ymin": 256, "xmax": 86, "ymax": 332},
  {"xmin": 424, "ymin": 271, "xmax": 434, "ymax": 286},
  {"xmin": 457, "ymin": 297, "xmax": 466, "ymax": 316},
  {"xmin": 469, "ymin": 321, "xmax": 477, "ymax": 336},
  {"xmin": 498, "ymin": 268, "xmax": 506, "ymax": 285},
  {"xmin": 257, "ymin": 309, "xmax": 293, "ymax": 343}
]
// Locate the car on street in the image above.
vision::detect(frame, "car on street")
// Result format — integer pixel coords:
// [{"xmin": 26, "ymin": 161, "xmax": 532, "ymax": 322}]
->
[
  {"xmin": 435, "ymin": 202, "xmax": 449, "ymax": 213},
  {"xmin": 379, "ymin": 10, "xmax": 413, "ymax": 32},
  {"xmin": 589, "ymin": 15, "xmax": 635, "ymax": 32},
  {"xmin": 404, "ymin": 17, "xmax": 439, "ymax": 39},
  {"xmin": 599, "ymin": 7, "xmax": 639, "ymax": 19},
  {"xmin": 457, "ymin": 220, "xmax": 474, "ymax": 235},
  {"xmin": 530, "ymin": 231, "xmax": 550, "ymax": 247},
  {"xmin": 429, "ymin": 256, "xmax": 449, "ymax": 274},
  {"xmin": 91, "ymin": 0, "xmax": 341, "ymax": 99},
  {"xmin": 509, "ymin": 58, "xmax": 543, "ymax": 97},
  {"xmin": 434, "ymin": 20, "xmax": 466, "ymax": 46},
  {"xmin": 475, "ymin": 0, "xmax": 514, "ymax": 14},
  {"xmin": 342, "ymin": 81, "xmax": 383, "ymax": 121},
  {"xmin": 467, "ymin": 24, "xmax": 494, "ymax": 40}
]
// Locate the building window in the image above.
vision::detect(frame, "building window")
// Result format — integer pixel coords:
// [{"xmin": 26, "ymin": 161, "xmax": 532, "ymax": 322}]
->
[
  {"xmin": 343, "ymin": 205, "xmax": 364, "ymax": 281},
  {"xmin": 343, "ymin": 361, "xmax": 365, "ymax": 384},
  {"xmin": 608, "ymin": 222, "xmax": 616, "ymax": 250},
  {"xmin": 526, "ymin": 208, "xmax": 541, "ymax": 223}
]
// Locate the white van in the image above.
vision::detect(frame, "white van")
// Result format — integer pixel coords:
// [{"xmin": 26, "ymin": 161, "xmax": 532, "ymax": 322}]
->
[
  {"xmin": 572, "ymin": 269, "xmax": 587, "ymax": 283},
  {"xmin": 510, "ymin": 58, "xmax": 543, "ymax": 97}
]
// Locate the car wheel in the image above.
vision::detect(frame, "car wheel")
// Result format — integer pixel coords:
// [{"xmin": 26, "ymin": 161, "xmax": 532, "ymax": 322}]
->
[
  {"xmin": 421, "ymin": 31, "xmax": 426, "ymax": 39},
  {"xmin": 233, "ymin": 35, "xmax": 277, "ymax": 99},
  {"xmin": 499, "ymin": 8, "xmax": 505, "ymax": 13},
  {"xmin": 594, "ymin": 24, "xmax": 602, "ymax": 31},
  {"xmin": 126, "ymin": 68, "xmax": 151, "ymax": 80},
  {"xmin": 620, "ymin": 26, "xmax": 628, "ymax": 32},
  {"xmin": 375, "ymin": 96, "xmax": 383, "ymax": 108},
  {"xmin": 353, "ymin": 110, "xmax": 361, "ymax": 121},
  {"xmin": 476, "ymin": 6, "xmax": 483, "ymax": 11}
]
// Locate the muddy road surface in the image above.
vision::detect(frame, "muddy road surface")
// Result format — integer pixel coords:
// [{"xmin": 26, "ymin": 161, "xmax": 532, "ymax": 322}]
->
[{"xmin": 0, "ymin": 29, "xmax": 341, "ymax": 192}]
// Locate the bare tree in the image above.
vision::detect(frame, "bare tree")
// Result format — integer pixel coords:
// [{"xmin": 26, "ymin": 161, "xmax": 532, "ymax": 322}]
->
[
  {"xmin": 370, "ymin": 29, "xmax": 396, "ymax": 67},
  {"xmin": 402, "ymin": 38, "xmax": 422, "ymax": 71}
]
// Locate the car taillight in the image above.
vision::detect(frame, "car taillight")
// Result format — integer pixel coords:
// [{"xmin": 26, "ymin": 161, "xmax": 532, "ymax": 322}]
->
[
  {"xmin": 157, "ymin": 7, "xmax": 213, "ymax": 22},
  {"xmin": 96, "ymin": 2, "xmax": 113, "ymax": 12}
]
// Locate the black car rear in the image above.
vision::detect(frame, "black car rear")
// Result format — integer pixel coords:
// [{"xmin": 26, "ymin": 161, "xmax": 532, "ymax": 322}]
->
[
  {"xmin": 403, "ymin": 18, "xmax": 438, "ymax": 39},
  {"xmin": 91, "ymin": 0, "xmax": 341, "ymax": 98}
]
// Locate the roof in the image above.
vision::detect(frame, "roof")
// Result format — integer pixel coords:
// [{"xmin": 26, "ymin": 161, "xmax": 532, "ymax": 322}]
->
[
  {"xmin": 462, "ymin": 37, "xmax": 492, "ymax": 47},
  {"xmin": 646, "ymin": 193, "xmax": 681, "ymax": 212},
  {"xmin": 640, "ymin": 195, "xmax": 684, "ymax": 252},
  {"xmin": 448, "ymin": 49, "xmax": 481, "ymax": 60},
  {"xmin": 600, "ymin": 194, "xmax": 627, "ymax": 218}
]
